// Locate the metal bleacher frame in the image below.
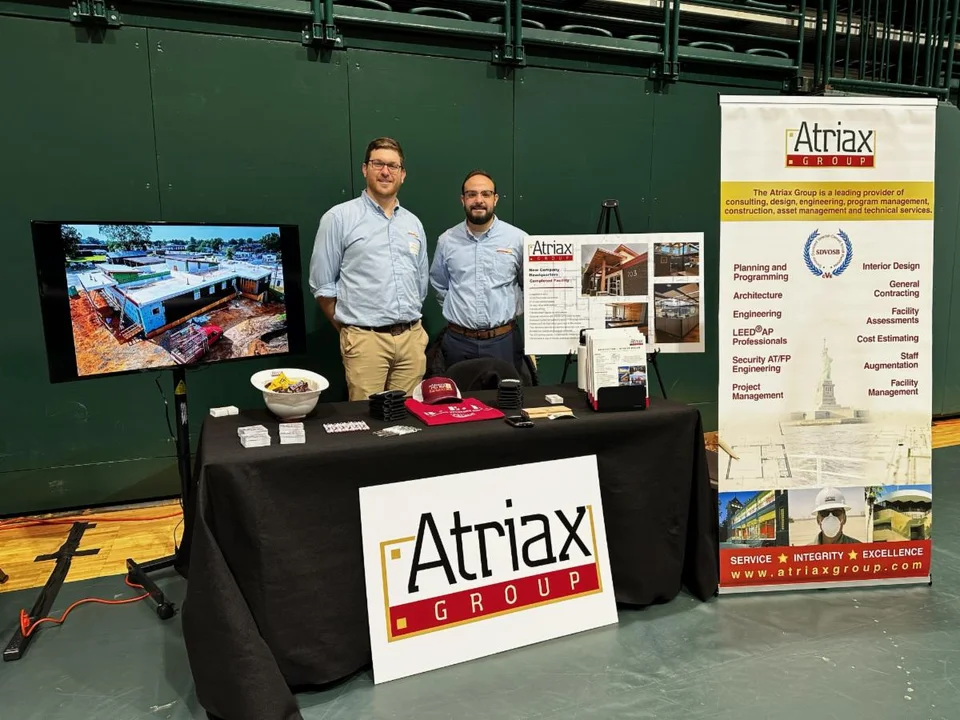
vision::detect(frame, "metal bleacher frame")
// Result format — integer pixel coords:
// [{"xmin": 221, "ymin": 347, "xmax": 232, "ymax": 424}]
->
[
  {"xmin": 54, "ymin": 0, "xmax": 958, "ymax": 101},
  {"xmin": 292, "ymin": 0, "xmax": 960, "ymax": 100}
]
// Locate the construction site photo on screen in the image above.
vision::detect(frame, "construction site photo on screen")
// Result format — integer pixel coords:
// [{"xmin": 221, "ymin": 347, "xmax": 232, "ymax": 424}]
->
[{"xmin": 62, "ymin": 223, "xmax": 290, "ymax": 376}]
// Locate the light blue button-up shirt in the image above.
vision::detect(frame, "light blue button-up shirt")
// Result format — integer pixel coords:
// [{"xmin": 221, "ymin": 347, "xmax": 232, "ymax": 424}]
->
[
  {"xmin": 309, "ymin": 191, "xmax": 429, "ymax": 327},
  {"xmin": 429, "ymin": 217, "xmax": 526, "ymax": 330}
]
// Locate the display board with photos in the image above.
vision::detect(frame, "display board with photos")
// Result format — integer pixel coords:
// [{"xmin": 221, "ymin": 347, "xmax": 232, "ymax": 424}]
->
[{"xmin": 521, "ymin": 232, "xmax": 705, "ymax": 356}]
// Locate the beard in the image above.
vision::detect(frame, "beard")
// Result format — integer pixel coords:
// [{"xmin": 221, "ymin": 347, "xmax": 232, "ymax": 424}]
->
[{"xmin": 466, "ymin": 205, "xmax": 494, "ymax": 225}]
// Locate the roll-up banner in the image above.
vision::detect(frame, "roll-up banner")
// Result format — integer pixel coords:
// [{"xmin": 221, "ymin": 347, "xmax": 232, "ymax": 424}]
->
[{"xmin": 717, "ymin": 96, "xmax": 935, "ymax": 593}]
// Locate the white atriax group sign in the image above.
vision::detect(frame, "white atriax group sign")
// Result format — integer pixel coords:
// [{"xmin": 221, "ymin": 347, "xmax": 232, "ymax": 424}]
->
[{"xmin": 358, "ymin": 456, "xmax": 619, "ymax": 683}]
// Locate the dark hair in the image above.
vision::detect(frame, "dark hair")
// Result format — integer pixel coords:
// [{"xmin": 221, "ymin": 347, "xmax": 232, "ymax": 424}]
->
[
  {"xmin": 461, "ymin": 169, "xmax": 496, "ymax": 195},
  {"xmin": 364, "ymin": 137, "xmax": 405, "ymax": 166}
]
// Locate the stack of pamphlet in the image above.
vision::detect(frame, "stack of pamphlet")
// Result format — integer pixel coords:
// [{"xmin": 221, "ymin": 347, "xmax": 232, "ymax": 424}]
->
[
  {"xmin": 584, "ymin": 328, "xmax": 649, "ymax": 411},
  {"xmin": 279, "ymin": 422, "xmax": 306, "ymax": 445},
  {"xmin": 238, "ymin": 425, "xmax": 271, "ymax": 448}
]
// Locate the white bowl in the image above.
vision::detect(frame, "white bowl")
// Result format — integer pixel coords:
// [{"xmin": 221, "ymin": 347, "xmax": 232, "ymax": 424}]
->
[{"xmin": 250, "ymin": 368, "xmax": 330, "ymax": 420}]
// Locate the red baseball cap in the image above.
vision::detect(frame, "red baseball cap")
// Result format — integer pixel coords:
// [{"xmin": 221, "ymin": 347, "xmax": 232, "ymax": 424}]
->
[{"xmin": 412, "ymin": 377, "xmax": 462, "ymax": 404}]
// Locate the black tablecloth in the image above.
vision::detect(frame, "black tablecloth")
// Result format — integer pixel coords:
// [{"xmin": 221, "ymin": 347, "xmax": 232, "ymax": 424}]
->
[{"xmin": 181, "ymin": 384, "xmax": 718, "ymax": 720}]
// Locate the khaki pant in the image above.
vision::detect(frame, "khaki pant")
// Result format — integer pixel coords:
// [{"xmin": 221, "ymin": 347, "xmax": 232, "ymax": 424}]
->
[{"xmin": 339, "ymin": 322, "xmax": 429, "ymax": 401}]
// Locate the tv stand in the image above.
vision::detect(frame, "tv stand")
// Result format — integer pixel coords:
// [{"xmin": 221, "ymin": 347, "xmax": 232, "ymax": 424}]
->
[{"xmin": 125, "ymin": 365, "xmax": 192, "ymax": 620}]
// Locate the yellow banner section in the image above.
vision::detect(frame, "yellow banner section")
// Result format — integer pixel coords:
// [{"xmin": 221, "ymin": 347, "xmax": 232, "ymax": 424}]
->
[{"xmin": 720, "ymin": 181, "xmax": 934, "ymax": 222}]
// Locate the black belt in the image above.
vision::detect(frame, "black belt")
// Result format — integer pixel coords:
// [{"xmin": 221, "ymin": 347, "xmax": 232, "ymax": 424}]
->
[{"xmin": 350, "ymin": 321, "xmax": 417, "ymax": 336}]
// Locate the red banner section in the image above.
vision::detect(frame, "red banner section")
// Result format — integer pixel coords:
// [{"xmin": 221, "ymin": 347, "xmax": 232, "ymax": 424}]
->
[
  {"xmin": 388, "ymin": 562, "xmax": 600, "ymax": 640},
  {"xmin": 785, "ymin": 154, "xmax": 875, "ymax": 168},
  {"xmin": 720, "ymin": 540, "xmax": 931, "ymax": 587}
]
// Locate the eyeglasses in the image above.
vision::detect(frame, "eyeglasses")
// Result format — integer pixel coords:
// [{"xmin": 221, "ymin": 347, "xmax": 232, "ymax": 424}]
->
[
  {"xmin": 463, "ymin": 190, "xmax": 495, "ymax": 199},
  {"xmin": 818, "ymin": 509, "xmax": 844, "ymax": 518},
  {"xmin": 367, "ymin": 159, "xmax": 403, "ymax": 173}
]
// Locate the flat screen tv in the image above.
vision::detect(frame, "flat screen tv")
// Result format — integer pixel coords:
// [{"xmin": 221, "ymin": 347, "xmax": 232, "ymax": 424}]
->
[{"xmin": 31, "ymin": 221, "xmax": 308, "ymax": 383}]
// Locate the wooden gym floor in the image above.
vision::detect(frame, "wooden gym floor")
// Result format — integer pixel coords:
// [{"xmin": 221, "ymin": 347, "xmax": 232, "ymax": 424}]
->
[
  {"xmin": 0, "ymin": 499, "xmax": 183, "ymax": 594},
  {"xmin": 2, "ymin": 417, "xmax": 958, "ymax": 595}
]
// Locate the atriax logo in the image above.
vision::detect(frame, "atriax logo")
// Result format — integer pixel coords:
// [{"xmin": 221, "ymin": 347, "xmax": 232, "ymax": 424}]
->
[
  {"xmin": 377, "ymin": 499, "xmax": 602, "ymax": 642},
  {"xmin": 359, "ymin": 456, "xmax": 618, "ymax": 684},
  {"xmin": 785, "ymin": 121, "xmax": 876, "ymax": 168},
  {"xmin": 804, "ymin": 229, "xmax": 853, "ymax": 279}
]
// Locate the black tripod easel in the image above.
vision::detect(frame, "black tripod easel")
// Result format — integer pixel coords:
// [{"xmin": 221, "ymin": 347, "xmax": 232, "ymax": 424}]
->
[
  {"xmin": 560, "ymin": 199, "xmax": 668, "ymax": 399},
  {"xmin": 124, "ymin": 366, "xmax": 193, "ymax": 620}
]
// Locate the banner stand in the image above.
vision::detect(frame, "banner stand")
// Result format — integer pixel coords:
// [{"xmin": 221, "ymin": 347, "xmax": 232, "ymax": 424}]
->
[{"xmin": 716, "ymin": 95, "xmax": 935, "ymax": 595}]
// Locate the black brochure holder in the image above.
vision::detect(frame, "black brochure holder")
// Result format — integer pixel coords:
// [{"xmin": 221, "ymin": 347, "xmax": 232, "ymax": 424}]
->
[{"xmin": 595, "ymin": 383, "xmax": 648, "ymax": 413}]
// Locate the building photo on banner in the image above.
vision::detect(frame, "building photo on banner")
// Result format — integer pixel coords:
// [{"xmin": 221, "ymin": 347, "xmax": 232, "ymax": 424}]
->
[
  {"xmin": 521, "ymin": 232, "xmax": 706, "ymax": 357},
  {"xmin": 358, "ymin": 455, "xmax": 619, "ymax": 684},
  {"xmin": 716, "ymin": 95, "xmax": 935, "ymax": 593}
]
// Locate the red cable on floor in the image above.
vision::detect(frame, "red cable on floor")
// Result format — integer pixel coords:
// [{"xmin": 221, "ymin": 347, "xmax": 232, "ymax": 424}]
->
[
  {"xmin": 19, "ymin": 577, "xmax": 151, "ymax": 638},
  {"xmin": 0, "ymin": 511, "xmax": 182, "ymax": 531}
]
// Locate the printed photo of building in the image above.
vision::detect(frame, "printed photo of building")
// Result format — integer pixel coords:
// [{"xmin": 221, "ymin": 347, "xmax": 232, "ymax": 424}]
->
[
  {"xmin": 654, "ymin": 283, "xmax": 700, "ymax": 342},
  {"xmin": 580, "ymin": 243, "xmax": 648, "ymax": 297},
  {"xmin": 617, "ymin": 365, "xmax": 647, "ymax": 387},
  {"xmin": 718, "ymin": 489, "xmax": 790, "ymax": 547},
  {"xmin": 653, "ymin": 242, "xmax": 700, "ymax": 277},
  {"xmin": 604, "ymin": 302, "xmax": 648, "ymax": 336},
  {"xmin": 871, "ymin": 485, "xmax": 932, "ymax": 542}
]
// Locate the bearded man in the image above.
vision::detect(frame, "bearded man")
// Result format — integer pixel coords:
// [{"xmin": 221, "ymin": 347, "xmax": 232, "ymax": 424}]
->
[{"xmin": 429, "ymin": 170, "xmax": 527, "ymax": 370}]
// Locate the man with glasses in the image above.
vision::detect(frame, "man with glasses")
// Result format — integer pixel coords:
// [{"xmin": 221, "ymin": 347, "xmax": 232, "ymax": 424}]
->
[
  {"xmin": 310, "ymin": 137, "xmax": 430, "ymax": 401},
  {"xmin": 429, "ymin": 170, "xmax": 527, "ymax": 371},
  {"xmin": 809, "ymin": 487, "xmax": 862, "ymax": 545}
]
